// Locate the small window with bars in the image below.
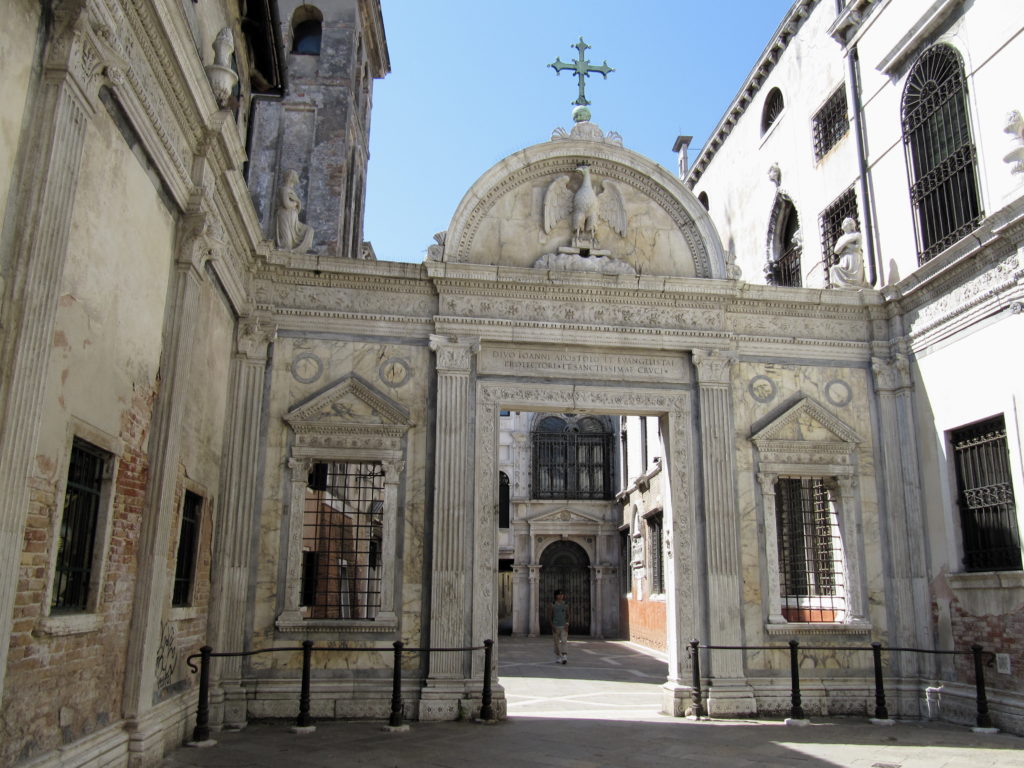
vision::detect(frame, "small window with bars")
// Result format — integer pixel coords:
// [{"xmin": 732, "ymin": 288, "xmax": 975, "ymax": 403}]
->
[
  {"xmin": 775, "ymin": 478, "xmax": 846, "ymax": 622},
  {"xmin": 951, "ymin": 416, "xmax": 1021, "ymax": 572},
  {"xmin": 819, "ymin": 188, "xmax": 858, "ymax": 284},
  {"xmin": 812, "ymin": 87, "xmax": 849, "ymax": 160},
  {"xmin": 647, "ymin": 512, "xmax": 665, "ymax": 595},
  {"xmin": 301, "ymin": 461, "xmax": 385, "ymax": 620},
  {"xmin": 172, "ymin": 491, "xmax": 203, "ymax": 606},
  {"xmin": 52, "ymin": 439, "xmax": 110, "ymax": 613},
  {"xmin": 619, "ymin": 528, "xmax": 631, "ymax": 595}
]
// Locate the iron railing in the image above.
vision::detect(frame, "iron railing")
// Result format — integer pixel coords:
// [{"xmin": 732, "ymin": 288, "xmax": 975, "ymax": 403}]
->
[
  {"xmin": 185, "ymin": 639, "xmax": 494, "ymax": 744},
  {"xmin": 686, "ymin": 639, "xmax": 995, "ymax": 729}
]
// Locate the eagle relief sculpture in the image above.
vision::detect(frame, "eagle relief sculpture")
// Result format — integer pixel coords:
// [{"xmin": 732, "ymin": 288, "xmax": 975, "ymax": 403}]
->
[{"xmin": 535, "ymin": 164, "xmax": 635, "ymax": 274}]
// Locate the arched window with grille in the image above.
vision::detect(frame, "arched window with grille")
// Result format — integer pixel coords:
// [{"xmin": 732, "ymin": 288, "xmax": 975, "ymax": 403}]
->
[
  {"xmin": 901, "ymin": 44, "xmax": 983, "ymax": 264},
  {"xmin": 761, "ymin": 87, "xmax": 785, "ymax": 135},
  {"xmin": 532, "ymin": 415, "xmax": 613, "ymax": 500},
  {"xmin": 766, "ymin": 193, "xmax": 802, "ymax": 287}
]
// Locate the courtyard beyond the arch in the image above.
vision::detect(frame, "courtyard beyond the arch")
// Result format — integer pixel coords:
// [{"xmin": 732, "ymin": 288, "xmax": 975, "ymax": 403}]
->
[{"xmin": 161, "ymin": 638, "xmax": 1023, "ymax": 767}]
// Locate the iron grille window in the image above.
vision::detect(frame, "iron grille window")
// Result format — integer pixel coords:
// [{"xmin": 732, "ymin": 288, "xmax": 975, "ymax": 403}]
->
[
  {"xmin": 620, "ymin": 529, "xmax": 631, "ymax": 594},
  {"xmin": 532, "ymin": 416, "xmax": 613, "ymax": 500},
  {"xmin": 53, "ymin": 439, "xmax": 108, "ymax": 612},
  {"xmin": 762, "ymin": 87, "xmax": 785, "ymax": 135},
  {"xmin": 499, "ymin": 472, "xmax": 510, "ymax": 528},
  {"xmin": 647, "ymin": 513, "xmax": 665, "ymax": 594},
  {"xmin": 902, "ymin": 44, "xmax": 983, "ymax": 264},
  {"xmin": 819, "ymin": 188, "xmax": 858, "ymax": 285},
  {"xmin": 301, "ymin": 461, "xmax": 384, "ymax": 619},
  {"xmin": 172, "ymin": 491, "xmax": 202, "ymax": 606},
  {"xmin": 768, "ymin": 200, "xmax": 802, "ymax": 287},
  {"xmin": 812, "ymin": 87, "xmax": 849, "ymax": 160},
  {"xmin": 951, "ymin": 416, "xmax": 1021, "ymax": 572},
  {"xmin": 775, "ymin": 478, "xmax": 846, "ymax": 622}
]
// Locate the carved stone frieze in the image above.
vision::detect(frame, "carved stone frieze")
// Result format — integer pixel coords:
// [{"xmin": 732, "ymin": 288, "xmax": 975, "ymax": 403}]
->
[{"xmin": 255, "ymin": 276, "xmax": 437, "ymax": 319}]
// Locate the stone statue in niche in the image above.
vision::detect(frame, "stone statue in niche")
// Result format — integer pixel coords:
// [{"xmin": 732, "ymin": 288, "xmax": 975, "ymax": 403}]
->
[
  {"xmin": 275, "ymin": 170, "xmax": 315, "ymax": 252},
  {"xmin": 543, "ymin": 164, "xmax": 627, "ymax": 254},
  {"xmin": 205, "ymin": 28, "xmax": 238, "ymax": 108},
  {"xmin": 830, "ymin": 217, "xmax": 868, "ymax": 289}
]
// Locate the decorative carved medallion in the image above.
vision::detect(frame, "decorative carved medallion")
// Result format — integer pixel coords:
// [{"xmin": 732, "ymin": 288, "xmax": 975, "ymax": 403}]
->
[
  {"xmin": 748, "ymin": 375, "xmax": 777, "ymax": 404},
  {"xmin": 824, "ymin": 379, "xmax": 852, "ymax": 407},
  {"xmin": 291, "ymin": 352, "xmax": 323, "ymax": 384},
  {"xmin": 378, "ymin": 357, "xmax": 411, "ymax": 388}
]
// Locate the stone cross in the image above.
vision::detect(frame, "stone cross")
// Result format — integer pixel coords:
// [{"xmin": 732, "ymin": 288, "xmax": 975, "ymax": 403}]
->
[{"xmin": 549, "ymin": 37, "xmax": 614, "ymax": 106}]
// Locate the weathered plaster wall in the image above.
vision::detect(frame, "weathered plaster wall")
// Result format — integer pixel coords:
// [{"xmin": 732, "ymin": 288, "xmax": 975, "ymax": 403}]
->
[
  {"xmin": 3, "ymin": 106, "xmax": 175, "ymax": 765},
  {"xmin": 0, "ymin": 0, "xmax": 38, "ymax": 245}
]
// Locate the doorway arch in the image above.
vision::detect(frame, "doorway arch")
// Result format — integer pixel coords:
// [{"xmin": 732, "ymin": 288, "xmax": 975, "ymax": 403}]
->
[{"xmin": 539, "ymin": 540, "xmax": 591, "ymax": 635}]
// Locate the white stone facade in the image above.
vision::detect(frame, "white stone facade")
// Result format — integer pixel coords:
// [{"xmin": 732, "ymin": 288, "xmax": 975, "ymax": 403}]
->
[{"xmin": 0, "ymin": 2, "xmax": 1022, "ymax": 767}]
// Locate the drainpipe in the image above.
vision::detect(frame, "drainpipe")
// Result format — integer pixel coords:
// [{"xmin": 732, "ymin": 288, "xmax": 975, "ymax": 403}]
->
[{"xmin": 848, "ymin": 46, "xmax": 878, "ymax": 286}]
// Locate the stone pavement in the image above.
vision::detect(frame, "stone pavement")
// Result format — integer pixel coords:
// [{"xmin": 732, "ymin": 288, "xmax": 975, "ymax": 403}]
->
[{"xmin": 162, "ymin": 637, "xmax": 1024, "ymax": 767}]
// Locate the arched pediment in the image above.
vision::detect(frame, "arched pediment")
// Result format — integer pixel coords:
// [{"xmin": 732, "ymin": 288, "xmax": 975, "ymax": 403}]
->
[{"xmin": 436, "ymin": 130, "xmax": 728, "ymax": 279}]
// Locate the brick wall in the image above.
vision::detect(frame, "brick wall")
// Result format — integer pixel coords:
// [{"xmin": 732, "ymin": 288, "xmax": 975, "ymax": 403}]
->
[{"xmin": 620, "ymin": 595, "xmax": 667, "ymax": 652}]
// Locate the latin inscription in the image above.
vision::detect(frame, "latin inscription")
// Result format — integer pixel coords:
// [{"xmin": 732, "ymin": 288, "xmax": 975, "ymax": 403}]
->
[{"xmin": 479, "ymin": 347, "xmax": 688, "ymax": 383}]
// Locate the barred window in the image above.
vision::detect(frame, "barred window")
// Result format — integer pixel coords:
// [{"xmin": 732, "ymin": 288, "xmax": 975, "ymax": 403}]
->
[
  {"xmin": 762, "ymin": 87, "xmax": 785, "ymax": 135},
  {"xmin": 619, "ymin": 528, "xmax": 631, "ymax": 595},
  {"xmin": 647, "ymin": 512, "xmax": 665, "ymax": 595},
  {"xmin": 952, "ymin": 416, "xmax": 1021, "ymax": 572},
  {"xmin": 767, "ymin": 195, "xmax": 802, "ymax": 287},
  {"xmin": 812, "ymin": 87, "xmax": 849, "ymax": 160},
  {"xmin": 819, "ymin": 188, "xmax": 858, "ymax": 285},
  {"xmin": 902, "ymin": 44, "xmax": 983, "ymax": 264},
  {"xmin": 532, "ymin": 415, "xmax": 613, "ymax": 500},
  {"xmin": 775, "ymin": 478, "xmax": 846, "ymax": 622},
  {"xmin": 52, "ymin": 439, "xmax": 110, "ymax": 612},
  {"xmin": 301, "ymin": 461, "xmax": 384, "ymax": 619},
  {"xmin": 172, "ymin": 491, "xmax": 203, "ymax": 607}
]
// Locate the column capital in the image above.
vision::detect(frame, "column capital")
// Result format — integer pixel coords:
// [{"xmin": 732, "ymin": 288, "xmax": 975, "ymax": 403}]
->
[
  {"xmin": 871, "ymin": 353, "xmax": 912, "ymax": 394},
  {"xmin": 691, "ymin": 348, "xmax": 737, "ymax": 386},
  {"xmin": 382, "ymin": 460, "xmax": 406, "ymax": 483},
  {"xmin": 756, "ymin": 472, "xmax": 777, "ymax": 496},
  {"xmin": 236, "ymin": 312, "xmax": 277, "ymax": 360},
  {"xmin": 429, "ymin": 334, "xmax": 479, "ymax": 372},
  {"xmin": 47, "ymin": 2, "xmax": 129, "ymax": 110}
]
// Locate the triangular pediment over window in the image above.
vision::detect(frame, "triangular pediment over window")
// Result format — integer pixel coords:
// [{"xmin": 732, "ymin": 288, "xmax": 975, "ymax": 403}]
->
[
  {"xmin": 531, "ymin": 508, "xmax": 604, "ymax": 526},
  {"xmin": 751, "ymin": 397, "xmax": 860, "ymax": 470},
  {"xmin": 285, "ymin": 374, "xmax": 411, "ymax": 454}
]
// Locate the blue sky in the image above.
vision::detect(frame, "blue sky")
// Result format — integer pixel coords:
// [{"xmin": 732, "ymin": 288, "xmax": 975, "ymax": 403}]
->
[{"xmin": 364, "ymin": 0, "xmax": 795, "ymax": 264}]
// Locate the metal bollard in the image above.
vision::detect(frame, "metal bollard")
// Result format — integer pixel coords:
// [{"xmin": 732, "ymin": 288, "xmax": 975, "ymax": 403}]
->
[
  {"xmin": 788, "ymin": 640, "xmax": 805, "ymax": 720},
  {"xmin": 689, "ymin": 639, "xmax": 703, "ymax": 719},
  {"xmin": 480, "ymin": 639, "xmax": 495, "ymax": 721},
  {"xmin": 389, "ymin": 640, "xmax": 405, "ymax": 727},
  {"xmin": 971, "ymin": 644, "xmax": 993, "ymax": 729},
  {"xmin": 871, "ymin": 642, "xmax": 889, "ymax": 721},
  {"xmin": 191, "ymin": 646, "xmax": 213, "ymax": 743},
  {"xmin": 296, "ymin": 640, "xmax": 314, "ymax": 728}
]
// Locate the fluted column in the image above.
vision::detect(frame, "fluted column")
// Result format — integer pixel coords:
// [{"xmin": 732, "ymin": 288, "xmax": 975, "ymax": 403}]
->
[
  {"xmin": 206, "ymin": 312, "xmax": 275, "ymax": 728},
  {"xmin": 692, "ymin": 349, "xmax": 744, "ymax": 678},
  {"xmin": 0, "ymin": 5, "xmax": 113, "ymax": 694},
  {"xmin": 427, "ymin": 335, "xmax": 478, "ymax": 679},
  {"xmin": 123, "ymin": 212, "xmax": 220, "ymax": 721},
  {"xmin": 872, "ymin": 353, "xmax": 930, "ymax": 673}
]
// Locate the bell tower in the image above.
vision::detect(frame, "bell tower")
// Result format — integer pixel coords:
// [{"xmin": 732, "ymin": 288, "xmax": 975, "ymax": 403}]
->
[{"xmin": 247, "ymin": 0, "xmax": 389, "ymax": 258}]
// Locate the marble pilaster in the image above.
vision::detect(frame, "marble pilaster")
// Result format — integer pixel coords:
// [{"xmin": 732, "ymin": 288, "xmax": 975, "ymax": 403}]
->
[
  {"xmin": 692, "ymin": 349, "xmax": 754, "ymax": 714},
  {"xmin": 426, "ymin": 335, "xmax": 478, "ymax": 679},
  {"xmin": 123, "ymin": 210, "xmax": 220, "ymax": 722},
  {"xmin": 511, "ymin": 564, "xmax": 530, "ymax": 636},
  {"xmin": 0, "ymin": 5, "xmax": 112, "ymax": 694},
  {"xmin": 206, "ymin": 312, "xmax": 275, "ymax": 728},
  {"xmin": 528, "ymin": 565, "xmax": 542, "ymax": 637},
  {"xmin": 872, "ymin": 354, "xmax": 931, "ymax": 673}
]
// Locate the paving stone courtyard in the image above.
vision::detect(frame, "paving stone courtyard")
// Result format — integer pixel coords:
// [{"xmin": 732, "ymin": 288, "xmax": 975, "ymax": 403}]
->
[{"xmin": 162, "ymin": 637, "xmax": 1024, "ymax": 767}]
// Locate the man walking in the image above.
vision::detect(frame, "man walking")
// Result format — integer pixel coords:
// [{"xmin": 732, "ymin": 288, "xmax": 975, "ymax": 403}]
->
[{"xmin": 547, "ymin": 590, "xmax": 571, "ymax": 664}]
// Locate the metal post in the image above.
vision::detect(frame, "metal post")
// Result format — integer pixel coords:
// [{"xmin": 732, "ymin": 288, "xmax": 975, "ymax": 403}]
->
[
  {"xmin": 788, "ymin": 640, "xmax": 805, "ymax": 720},
  {"xmin": 389, "ymin": 640, "xmax": 405, "ymax": 727},
  {"xmin": 296, "ymin": 640, "xmax": 314, "ymax": 728},
  {"xmin": 871, "ymin": 642, "xmax": 889, "ymax": 721},
  {"xmin": 480, "ymin": 639, "xmax": 495, "ymax": 721},
  {"xmin": 972, "ymin": 644, "xmax": 993, "ymax": 729},
  {"xmin": 191, "ymin": 646, "xmax": 212, "ymax": 743},
  {"xmin": 689, "ymin": 639, "xmax": 703, "ymax": 719}
]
